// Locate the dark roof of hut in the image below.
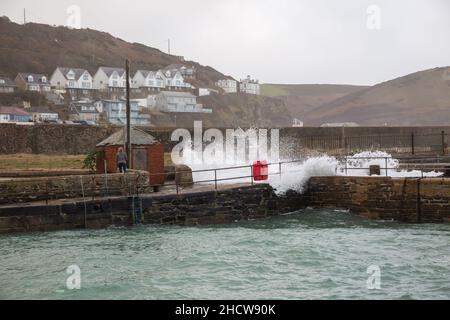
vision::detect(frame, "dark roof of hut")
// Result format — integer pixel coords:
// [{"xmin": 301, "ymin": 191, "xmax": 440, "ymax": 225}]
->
[{"xmin": 96, "ymin": 127, "xmax": 158, "ymax": 147}]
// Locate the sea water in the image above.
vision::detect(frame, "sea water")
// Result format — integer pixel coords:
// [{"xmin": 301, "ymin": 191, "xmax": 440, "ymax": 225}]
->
[{"xmin": 1, "ymin": 209, "xmax": 450, "ymax": 299}]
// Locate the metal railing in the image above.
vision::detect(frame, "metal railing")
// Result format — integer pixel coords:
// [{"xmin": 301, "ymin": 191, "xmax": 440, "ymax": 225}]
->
[
  {"xmin": 0, "ymin": 156, "xmax": 448, "ymax": 206},
  {"xmin": 294, "ymin": 132, "xmax": 449, "ymax": 155}
]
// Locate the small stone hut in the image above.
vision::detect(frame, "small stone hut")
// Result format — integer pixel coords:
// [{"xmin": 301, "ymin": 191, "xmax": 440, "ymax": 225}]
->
[{"xmin": 96, "ymin": 127, "xmax": 165, "ymax": 185}]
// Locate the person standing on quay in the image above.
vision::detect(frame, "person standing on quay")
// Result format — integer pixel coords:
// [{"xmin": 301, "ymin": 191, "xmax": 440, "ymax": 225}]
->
[{"xmin": 116, "ymin": 147, "xmax": 128, "ymax": 173}]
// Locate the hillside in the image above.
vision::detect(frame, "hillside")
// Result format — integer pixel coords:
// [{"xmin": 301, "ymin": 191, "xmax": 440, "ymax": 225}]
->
[
  {"xmin": 0, "ymin": 16, "xmax": 231, "ymax": 87},
  {"xmin": 0, "ymin": 16, "xmax": 296, "ymax": 127},
  {"xmin": 261, "ymin": 84, "xmax": 368, "ymax": 120},
  {"xmin": 301, "ymin": 67, "xmax": 450, "ymax": 126}
]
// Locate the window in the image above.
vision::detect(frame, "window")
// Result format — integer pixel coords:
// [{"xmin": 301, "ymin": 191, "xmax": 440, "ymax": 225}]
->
[
  {"xmin": 83, "ymin": 73, "xmax": 89, "ymax": 80},
  {"xmin": 41, "ymin": 76, "xmax": 47, "ymax": 83},
  {"xmin": 27, "ymin": 75, "xmax": 34, "ymax": 83},
  {"xmin": 0, "ymin": 79, "xmax": 4, "ymax": 84},
  {"xmin": 67, "ymin": 72, "xmax": 75, "ymax": 80}
]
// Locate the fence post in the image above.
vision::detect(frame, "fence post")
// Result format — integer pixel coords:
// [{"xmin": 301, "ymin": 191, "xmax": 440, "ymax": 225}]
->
[
  {"xmin": 104, "ymin": 160, "xmax": 108, "ymax": 198},
  {"xmin": 344, "ymin": 136, "xmax": 348, "ymax": 154},
  {"xmin": 385, "ymin": 157, "xmax": 388, "ymax": 177},
  {"xmin": 441, "ymin": 130, "xmax": 446, "ymax": 155},
  {"xmin": 344, "ymin": 156, "xmax": 348, "ymax": 175},
  {"xmin": 250, "ymin": 165, "xmax": 254, "ymax": 185},
  {"xmin": 279, "ymin": 162, "xmax": 282, "ymax": 177},
  {"xmin": 214, "ymin": 169, "xmax": 217, "ymax": 190},
  {"xmin": 411, "ymin": 132, "xmax": 415, "ymax": 155}
]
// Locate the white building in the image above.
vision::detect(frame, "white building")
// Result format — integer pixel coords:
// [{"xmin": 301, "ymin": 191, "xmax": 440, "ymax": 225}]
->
[
  {"xmin": 216, "ymin": 79, "xmax": 237, "ymax": 93},
  {"xmin": 147, "ymin": 95, "xmax": 157, "ymax": 108},
  {"xmin": 28, "ymin": 107, "xmax": 59, "ymax": 122},
  {"xmin": 320, "ymin": 122, "xmax": 360, "ymax": 127},
  {"xmin": 164, "ymin": 64, "xmax": 196, "ymax": 78},
  {"xmin": 155, "ymin": 91, "xmax": 210, "ymax": 113},
  {"xmin": 161, "ymin": 68, "xmax": 188, "ymax": 89},
  {"xmin": 292, "ymin": 118, "xmax": 304, "ymax": 127},
  {"xmin": 50, "ymin": 67, "xmax": 93, "ymax": 90},
  {"xmin": 93, "ymin": 67, "xmax": 130, "ymax": 91},
  {"xmin": 239, "ymin": 75, "xmax": 260, "ymax": 95},
  {"xmin": 132, "ymin": 70, "xmax": 166, "ymax": 90}
]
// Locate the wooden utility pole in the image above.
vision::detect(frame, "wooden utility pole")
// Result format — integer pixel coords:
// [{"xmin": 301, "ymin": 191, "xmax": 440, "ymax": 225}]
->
[{"xmin": 125, "ymin": 59, "xmax": 131, "ymax": 166}]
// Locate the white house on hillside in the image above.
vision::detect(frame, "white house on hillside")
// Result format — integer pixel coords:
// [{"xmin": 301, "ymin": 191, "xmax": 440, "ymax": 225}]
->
[
  {"xmin": 161, "ymin": 67, "xmax": 189, "ymax": 89},
  {"xmin": 164, "ymin": 64, "xmax": 196, "ymax": 78},
  {"xmin": 155, "ymin": 91, "xmax": 210, "ymax": 113},
  {"xmin": 239, "ymin": 75, "xmax": 260, "ymax": 95},
  {"xmin": 132, "ymin": 70, "xmax": 166, "ymax": 90},
  {"xmin": 50, "ymin": 67, "xmax": 93, "ymax": 90},
  {"xmin": 216, "ymin": 79, "xmax": 237, "ymax": 93},
  {"xmin": 93, "ymin": 67, "xmax": 130, "ymax": 91}
]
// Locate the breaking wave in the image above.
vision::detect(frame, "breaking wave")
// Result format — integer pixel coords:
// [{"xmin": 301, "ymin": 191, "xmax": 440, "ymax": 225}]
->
[{"xmin": 177, "ymin": 148, "xmax": 443, "ymax": 194}]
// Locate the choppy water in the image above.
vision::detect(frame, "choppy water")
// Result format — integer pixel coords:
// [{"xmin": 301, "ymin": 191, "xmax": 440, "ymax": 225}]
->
[{"xmin": 1, "ymin": 209, "xmax": 450, "ymax": 300}]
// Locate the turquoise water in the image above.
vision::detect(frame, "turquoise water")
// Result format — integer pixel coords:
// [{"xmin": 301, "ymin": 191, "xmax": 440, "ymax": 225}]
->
[{"xmin": 1, "ymin": 209, "xmax": 450, "ymax": 300}]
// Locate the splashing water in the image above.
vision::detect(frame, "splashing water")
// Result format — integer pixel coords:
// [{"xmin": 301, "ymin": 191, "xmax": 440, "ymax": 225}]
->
[{"xmin": 177, "ymin": 148, "xmax": 443, "ymax": 194}]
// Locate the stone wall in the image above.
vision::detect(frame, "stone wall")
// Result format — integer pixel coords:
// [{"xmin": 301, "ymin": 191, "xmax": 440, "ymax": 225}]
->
[
  {"xmin": 0, "ymin": 184, "xmax": 305, "ymax": 234},
  {"xmin": 1, "ymin": 123, "xmax": 450, "ymax": 155},
  {"xmin": 0, "ymin": 171, "xmax": 150, "ymax": 205},
  {"xmin": 304, "ymin": 176, "xmax": 450, "ymax": 223},
  {"xmin": 0, "ymin": 123, "xmax": 118, "ymax": 154},
  {"xmin": 2, "ymin": 176, "xmax": 450, "ymax": 233}
]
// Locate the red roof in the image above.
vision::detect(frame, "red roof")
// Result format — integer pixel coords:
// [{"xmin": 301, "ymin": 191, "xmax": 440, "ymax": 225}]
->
[{"xmin": 0, "ymin": 106, "xmax": 30, "ymax": 116}]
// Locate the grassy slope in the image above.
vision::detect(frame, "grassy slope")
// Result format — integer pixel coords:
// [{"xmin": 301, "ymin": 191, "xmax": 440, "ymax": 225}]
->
[
  {"xmin": 301, "ymin": 67, "xmax": 450, "ymax": 126},
  {"xmin": 260, "ymin": 84, "xmax": 368, "ymax": 121},
  {"xmin": 0, "ymin": 16, "xmax": 232, "ymax": 88}
]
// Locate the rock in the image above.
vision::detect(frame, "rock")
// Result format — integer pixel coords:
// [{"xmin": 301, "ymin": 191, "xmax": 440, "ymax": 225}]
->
[{"xmin": 174, "ymin": 164, "xmax": 193, "ymax": 187}]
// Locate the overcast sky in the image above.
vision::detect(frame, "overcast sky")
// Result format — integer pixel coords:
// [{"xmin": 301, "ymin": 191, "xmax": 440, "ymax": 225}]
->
[{"xmin": 1, "ymin": 0, "xmax": 449, "ymax": 85}]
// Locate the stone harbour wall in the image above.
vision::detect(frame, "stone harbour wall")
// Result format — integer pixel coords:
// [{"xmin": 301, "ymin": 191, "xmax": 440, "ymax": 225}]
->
[
  {"xmin": 1, "ymin": 176, "xmax": 450, "ymax": 234},
  {"xmin": 0, "ymin": 184, "xmax": 306, "ymax": 234},
  {"xmin": 0, "ymin": 171, "xmax": 151, "ymax": 205},
  {"xmin": 304, "ymin": 176, "xmax": 450, "ymax": 223}
]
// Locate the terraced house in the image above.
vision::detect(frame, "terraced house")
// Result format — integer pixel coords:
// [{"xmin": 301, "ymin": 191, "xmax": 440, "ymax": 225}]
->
[
  {"xmin": 98, "ymin": 99, "xmax": 150, "ymax": 126},
  {"xmin": 132, "ymin": 70, "xmax": 166, "ymax": 91},
  {"xmin": 93, "ymin": 67, "xmax": 130, "ymax": 92},
  {"xmin": 50, "ymin": 67, "xmax": 93, "ymax": 92},
  {"xmin": 0, "ymin": 76, "xmax": 17, "ymax": 93},
  {"xmin": 0, "ymin": 106, "xmax": 31, "ymax": 123},
  {"xmin": 14, "ymin": 73, "xmax": 51, "ymax": 92}
]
